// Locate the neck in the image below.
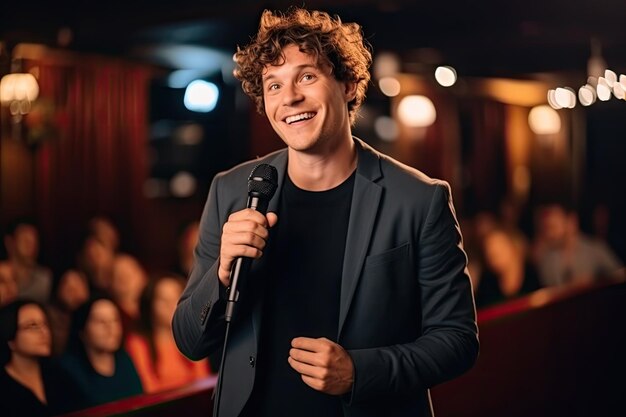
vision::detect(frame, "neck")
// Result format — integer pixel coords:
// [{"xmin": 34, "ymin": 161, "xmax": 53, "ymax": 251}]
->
[
  {"xmin": 5, "ymin": 355, "xmax": 46, "ymax": 404},
  {"xmin": 86, "ymin": 348, "xmax": 116, "ymax": 376},
  {"xmin": 6, "ymin": 354, "xmax": 41, "ymax": 377},
  {"xmin": 288, "ymin": 136, "xmax": 357, "ymax": 191}
]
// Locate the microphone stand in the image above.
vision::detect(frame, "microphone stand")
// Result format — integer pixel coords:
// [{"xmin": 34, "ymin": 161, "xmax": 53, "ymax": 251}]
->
[{"xmin": 213, "ymin": 258, "xmax": 250, "ymax": 417}]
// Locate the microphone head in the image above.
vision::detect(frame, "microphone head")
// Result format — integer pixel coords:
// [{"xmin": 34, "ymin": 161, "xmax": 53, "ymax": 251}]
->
[{"xmin": 248, "ymin": 163, "xmax": 278, "ymax": 200}]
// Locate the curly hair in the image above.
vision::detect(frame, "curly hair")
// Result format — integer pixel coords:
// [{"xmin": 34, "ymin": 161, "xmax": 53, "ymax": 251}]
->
[{"xmin": 234, "ymin": 7, "xmax": 372, "ymax": 125}]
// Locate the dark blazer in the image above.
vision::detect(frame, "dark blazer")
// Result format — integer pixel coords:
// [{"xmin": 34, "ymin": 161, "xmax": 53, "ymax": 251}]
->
[{"xmin": 173, "ymin": 138, "xmax": 479, "ymax": 417}]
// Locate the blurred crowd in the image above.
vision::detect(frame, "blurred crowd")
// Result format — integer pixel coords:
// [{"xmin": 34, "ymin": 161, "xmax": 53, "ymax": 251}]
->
[
  {"xmin": 0, "ymin": 202, "xmax": 624, "ymax": 416},
  {"xmin": 0, "ymin": 217, "xmax": 210, "ymax": 416},
  {"xmin": 461, "ymin": 201, "xmax": 624, "ymax": 308}
]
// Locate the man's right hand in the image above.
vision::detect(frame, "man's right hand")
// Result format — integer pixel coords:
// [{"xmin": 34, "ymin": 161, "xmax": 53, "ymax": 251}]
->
[{"xmin": 218, "ymin": 209, "xmax": 278, "ymax": 287}]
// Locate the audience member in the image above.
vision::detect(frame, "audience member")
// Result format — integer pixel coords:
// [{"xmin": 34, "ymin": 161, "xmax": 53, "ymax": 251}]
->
[
  {"xmin": 0, "ymin": 299, "xmax": 84, "ymax": 416},
  {"xmin": 0, "ymin": 263, "xmax": 18, "ymax": 306},
  {"xmin": 126, "ymin": 273, "xmax": 210, "ymax": 393},
  {"xmin": 59, "ymin": 296, "xmax": 143, "ymax": 407},
  {"xmin": 109, "ymin": 254, "xmax": 148, "ymax": 332},
  {"xmin": 533, "ymin": 203, "xmax": 624, "ymax": 287},
  {"xmin": 77, "ymin": 235, "xmax": 115, "ymax": 293},
  {"xmin": 2, "ymin": 219, "xmax": 52, "ymax": 304},
  {"xmin": 47, "ymin": 269, "xmax": 90, "ymax": 356},
  {"xmin": 474, "ymin": 226, "xmax": 541, "ymax": 308},
  {"xmin": 87, "ymin": 216, "xmax": 121, "ymax": 254}
]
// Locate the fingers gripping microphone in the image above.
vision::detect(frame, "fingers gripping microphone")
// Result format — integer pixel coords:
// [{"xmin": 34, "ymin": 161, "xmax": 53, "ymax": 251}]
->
[{"xmin": 225, "ymin": 163, "xmax": 278, "ymax": 322}]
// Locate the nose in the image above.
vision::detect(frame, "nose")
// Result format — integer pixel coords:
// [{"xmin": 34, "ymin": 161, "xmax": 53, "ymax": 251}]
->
[{"xmin": 282, "ymin": 82, "xmax": 304, "ymax": 106}]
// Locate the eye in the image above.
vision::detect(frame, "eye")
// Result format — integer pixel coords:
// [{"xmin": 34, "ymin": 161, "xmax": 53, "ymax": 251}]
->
[
  {"xmin": 267, "ymin": 83, "xmax": 280, "ymax": 92},
  {"xmin": 301, "ymin": 73, "xmax": 316, "ymax": 82}
]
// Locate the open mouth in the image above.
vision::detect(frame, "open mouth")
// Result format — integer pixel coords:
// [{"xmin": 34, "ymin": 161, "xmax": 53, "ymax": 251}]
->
[{"xmin": 285, "ymin": 112, "xmax": 316, "ymax": 125}]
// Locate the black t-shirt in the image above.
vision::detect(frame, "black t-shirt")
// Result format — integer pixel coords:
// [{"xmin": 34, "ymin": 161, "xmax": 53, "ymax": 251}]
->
[
  {"xmin": 0, "ymin": 358, "xmax": 86, "ymax": 417},
  {"xmin": 241, "ymin": 171, "xmax": 355, "ymax": 417}
]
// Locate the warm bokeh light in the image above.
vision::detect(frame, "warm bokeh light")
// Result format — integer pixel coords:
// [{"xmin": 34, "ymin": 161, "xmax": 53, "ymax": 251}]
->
[
  {"xmin": 397, "ymin": 95, "xmax": 437, "ymax": 127},
  {"xmin": 554, "ymin": 87, "xmax": 576, "ymax": 108},
  {"xmin": 434, "ymin": 66, "xmax": 457, "ymax": 87},
  {"xmin": 578, "ymin": 85, "xmax": 596, "ymax": 106},
  {"xmin": 374, "ymin": 116, "xmax": 399, "ymax": 142},
  {"xmin": 613, "ymin": 82, "xmax": 625, "ymax": 100},
  {"xmin": 170, "ymin": 171, "xmax": 197, "ymax": 198},
  {"xmin": 528, "ymin": 105, "xmax": 561, "ymax": 135},
  {"xmin": 547, "ymin": 89, "xmax": 561, "ymax": 109},
  {"xmin": 604, "ymin": 69, "xmax": 617, "ymax": 87},
  {"xmin": 373, "ymin": 51, "xmax": 401, "ymax": 79},
  {"xmin": 597, "ymin": 77, "xmax": 612, "ymax": 101},
  {"xmin": 378, "ymin": 77, "xmax": 401, "ymax": 97},
  {"xmin": 183, "ymin": 80, "xmax": 219, "ymax": 112},
  {"xmin": 0, "ymin": 73, "xmax": 39, "ymax": 104}
]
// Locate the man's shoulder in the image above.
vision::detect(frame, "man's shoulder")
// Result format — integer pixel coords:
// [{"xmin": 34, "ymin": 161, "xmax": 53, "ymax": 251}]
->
[
  {"xmin": 356, "ymin": 138, "xmax": 449, "ymax": 193},
  {"xmin": 213, "ymin": 148, "xmax": 287, "ymax": 184}
]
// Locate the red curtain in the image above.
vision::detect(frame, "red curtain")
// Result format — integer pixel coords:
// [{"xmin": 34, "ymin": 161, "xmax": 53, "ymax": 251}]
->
[{"xmin": 27, "ymin": 54, "xmax": 151, "ymax": 272}]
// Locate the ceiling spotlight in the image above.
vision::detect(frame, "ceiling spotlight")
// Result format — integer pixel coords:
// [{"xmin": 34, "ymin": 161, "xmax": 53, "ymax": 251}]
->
[{"xmin": 184, "ymin": 80, "xmax": 219, "ymax": 112}]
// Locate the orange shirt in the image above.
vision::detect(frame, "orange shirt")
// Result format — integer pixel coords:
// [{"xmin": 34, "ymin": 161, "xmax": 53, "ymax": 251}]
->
[{"xmin": 126, "ymin": 331, "xmax": 210, "ymax": 393}]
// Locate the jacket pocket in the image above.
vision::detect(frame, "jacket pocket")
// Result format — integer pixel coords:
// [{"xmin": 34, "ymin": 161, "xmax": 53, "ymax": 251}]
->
[{"xmin": 363, "ymin": 242, "xmax": 410, "ymax": 269}]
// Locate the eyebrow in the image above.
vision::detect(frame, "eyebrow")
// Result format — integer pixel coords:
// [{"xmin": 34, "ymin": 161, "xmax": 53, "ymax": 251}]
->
[{"xmin": 262, "ymin": 64, "xmax": 319, "ymax": 84}]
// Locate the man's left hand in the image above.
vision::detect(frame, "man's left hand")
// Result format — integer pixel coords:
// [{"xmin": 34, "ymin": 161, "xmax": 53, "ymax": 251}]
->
[{"xmin": 288, "ymin": 337, "xmax": 354, "ymax": 395}]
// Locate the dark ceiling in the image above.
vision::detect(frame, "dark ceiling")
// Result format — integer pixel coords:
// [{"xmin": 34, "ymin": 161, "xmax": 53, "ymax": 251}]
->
[{"xmin": 2, "ymin": 0, "xmax": 626, "ymax": 79}]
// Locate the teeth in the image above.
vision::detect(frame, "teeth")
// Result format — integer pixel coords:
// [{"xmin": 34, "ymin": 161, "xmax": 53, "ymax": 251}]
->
[{"xmin": 286, "ymin": 112, "xmax": 315, "ymax": 124}]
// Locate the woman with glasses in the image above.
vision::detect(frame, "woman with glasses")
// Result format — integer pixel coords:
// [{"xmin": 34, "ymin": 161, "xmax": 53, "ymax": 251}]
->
[{"xmin": 0, "ymin": 299, "xmax": 84, "ymax": 416}]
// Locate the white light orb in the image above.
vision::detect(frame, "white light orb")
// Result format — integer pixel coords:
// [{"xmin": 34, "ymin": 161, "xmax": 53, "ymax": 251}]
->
[
  {"xmin": 434, "ymin": 66, "xmax": 457, "ymax": 87},
  {"xmin": 184, "ymin": 80, "xmax": 219, "ymax": 112}
]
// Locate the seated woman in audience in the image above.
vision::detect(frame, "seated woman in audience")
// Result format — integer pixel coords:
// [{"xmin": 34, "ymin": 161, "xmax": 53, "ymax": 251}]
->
[
  {"xmin": 47, "ymin": 269, "xmax": 90, "ymax": 356},
  {"xmin": 0, "ymin": 299, "xmax": 84, "ymax": 416},
  {"xmin": 126, "ymin": 273, "xmax": 210, "ymax": 393},
  {"xmin": 59, "ymin": 295, "xmax": 143, "ymax": 407},
  {"xmin": 109, "ymin": 253, "xmax": 148, "ymax": 332},
  {"xmin": 475, "ymin": 226, "xmax": 542, "ymax": 308}
]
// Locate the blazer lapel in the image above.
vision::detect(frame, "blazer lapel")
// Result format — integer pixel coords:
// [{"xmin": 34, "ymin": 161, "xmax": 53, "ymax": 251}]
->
[{"xmin": 338, "ymin": 139, "xmax": 383, "ymax": 338}]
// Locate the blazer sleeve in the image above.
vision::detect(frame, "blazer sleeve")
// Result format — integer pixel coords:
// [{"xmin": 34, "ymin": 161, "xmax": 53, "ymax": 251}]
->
[
  {"xmin": 347, "ymin": 183, "xmax": 479, "ymax": 402},
  {"xmin": 172, "ymin": 173, "xmax": 229, "ymax": 361}
]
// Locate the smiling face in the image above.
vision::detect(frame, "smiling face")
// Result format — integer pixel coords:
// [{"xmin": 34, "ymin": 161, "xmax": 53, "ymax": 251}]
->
[{"xmin": 262, "ymin": 44, "xmax": 357, "ymax": 157}]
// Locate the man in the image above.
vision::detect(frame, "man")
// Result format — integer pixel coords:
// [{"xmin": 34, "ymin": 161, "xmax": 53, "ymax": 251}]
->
[
  {"xmin": 173, "ymin": 7, "xmax": 478, "ymax": 417},
  {"xmin": 2, "ymin": 219, "xmax": 52, "ymax": 304},
  {"xmin": 533, "ymin": 202, "xmax": 624, "ymax": 287}
]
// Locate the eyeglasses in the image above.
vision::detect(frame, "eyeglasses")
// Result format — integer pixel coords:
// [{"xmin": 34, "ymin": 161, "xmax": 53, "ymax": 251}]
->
[{"xmin": 18, "ymin": 322, "xmax": 50, "ymax": 332}]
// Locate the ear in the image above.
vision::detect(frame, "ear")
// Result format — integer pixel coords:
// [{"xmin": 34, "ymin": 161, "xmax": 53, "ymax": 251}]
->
[
  {"xmin": 8, "ymin": 340, "xmax": 16, "ymax": 352},
  {"xmin": 344, "ymin": 81, "xmax": 358, "ymax": 102}
]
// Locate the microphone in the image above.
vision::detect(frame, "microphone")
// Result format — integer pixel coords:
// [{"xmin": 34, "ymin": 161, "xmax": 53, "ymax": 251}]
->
[{"xmin": 225, "ymin": 163, "xmax": 278, "ymax": 322}]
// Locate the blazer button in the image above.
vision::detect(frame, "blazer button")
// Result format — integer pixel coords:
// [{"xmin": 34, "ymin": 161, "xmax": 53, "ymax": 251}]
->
[{"xmin": 249, "ymin": 356, "xmax": 256, "ymax": 368}]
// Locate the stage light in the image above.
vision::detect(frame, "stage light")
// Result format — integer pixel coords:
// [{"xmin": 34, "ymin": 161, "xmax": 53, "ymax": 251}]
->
[{"xmin": 184, "ymin": 80, "xmax": 219, "ymax": 112}]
